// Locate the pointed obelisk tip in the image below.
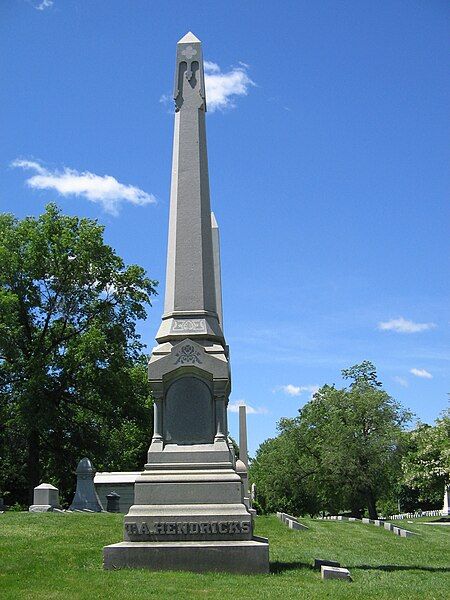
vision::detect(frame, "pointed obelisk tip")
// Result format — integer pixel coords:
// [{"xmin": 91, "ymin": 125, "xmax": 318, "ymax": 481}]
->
[
  {"xmin": 211, "ymin": 212, "xmax": 218, "ymax": 228},
  {"xmin": 178, "ymin": 31, "xmax": 201, "ymax": 44}
]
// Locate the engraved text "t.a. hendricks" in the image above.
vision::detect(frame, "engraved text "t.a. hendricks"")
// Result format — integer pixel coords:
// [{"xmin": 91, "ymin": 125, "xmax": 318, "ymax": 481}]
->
[{"xmin": 125, "ymin": 521, "xmax": 251, "ymax": 536}]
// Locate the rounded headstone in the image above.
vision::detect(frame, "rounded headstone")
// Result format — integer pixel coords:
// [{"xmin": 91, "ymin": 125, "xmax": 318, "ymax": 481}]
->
[{"xmin": 106, "ymin": 492, "xmax": 120, "ymax": 513}]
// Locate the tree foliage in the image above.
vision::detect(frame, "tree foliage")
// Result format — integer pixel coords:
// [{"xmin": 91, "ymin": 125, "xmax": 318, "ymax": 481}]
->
[
  {"xmin": 401, "ymin": 409, "xmax": 450, "ymax": 505},
  {"xmin": 251, "ymin": 361, "xmax": 411, "ymax": 518},
  {"xmin": 0, "ymin": 205, "xmax": 157, "ymax": 504}
]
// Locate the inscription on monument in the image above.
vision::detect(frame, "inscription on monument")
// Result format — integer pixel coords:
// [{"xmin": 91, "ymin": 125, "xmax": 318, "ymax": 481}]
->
[{"xmin": 125, "ymin": 521, "xmax": 251, "ymax": 536}]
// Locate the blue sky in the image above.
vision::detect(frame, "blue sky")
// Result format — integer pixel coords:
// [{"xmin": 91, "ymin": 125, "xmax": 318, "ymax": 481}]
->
[{"xmin": 1, "ymin": 1, "xmax": 449, "ymax": 455}]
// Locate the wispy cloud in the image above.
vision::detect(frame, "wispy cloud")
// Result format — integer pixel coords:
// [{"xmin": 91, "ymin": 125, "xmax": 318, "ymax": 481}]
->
[
  {"xmin": 377, "ymin": 317, "xmax": 436, "ymax": 334},
  {"xmin": 227, "ymin": 400, "xmax": 268, "ymax": 415},
  {"xmin": 34, "ymin": 0, "xmax": 53, "ymax": 10},
  {"xmin": 276, "ymin": 384, "xmax": 320, "ymax": 398},
  {"xmin": 204, "ymin": 61, "xmax": 255, "ymax": 112},
  {"xmin": 393, "ymin": 376, "xmax": 408, "ymax": 388},
  {"xmin": 160, "ymin": 60, "xmax": 255, "ymax": 113},
  {"xmin": 410, "ymin": 368, "xmax": 433, "ymax": 379},
  {"xmin": 11, "ymin": 159, "xmax": 156, "ymax": 216}
]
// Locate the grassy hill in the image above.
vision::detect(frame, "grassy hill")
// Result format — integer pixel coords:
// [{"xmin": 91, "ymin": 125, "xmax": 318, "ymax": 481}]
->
[{"xmin": 0, "ymin": 513, "xmax": 448, "ymax": 599}]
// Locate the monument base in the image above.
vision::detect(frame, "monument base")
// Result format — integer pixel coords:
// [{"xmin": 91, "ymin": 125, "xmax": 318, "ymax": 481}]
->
[
  {"xmin": 29, "ymin": 504, "xmax": 59, "ymax": 513},
  {"xmin": 103, "ymin": 537, "xmax": 269, "ymax": 573}
]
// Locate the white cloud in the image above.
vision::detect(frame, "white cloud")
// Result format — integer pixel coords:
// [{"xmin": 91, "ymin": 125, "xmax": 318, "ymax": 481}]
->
[
  {"xmin": 204, "ymin": 61, "xmax": 255, "ymax": 112},
  {"xmin": 34, "ymin": 0, "xmax": 53, "ymax": 10},
  {"xmin": 377, "ymin": 317, "xmax": 436, "ymax": 334},
  {"xmin": 410, "ymin": 368, "xmax": 433, "ymax": 379},
  {"xmin": 393, "ymin": 376, "xmax": 408, "ymax": 388},
  {"xmin": 227, "ymin": 400, "xmax": 268, "ymax": 415},
  {"xmin": 278, "ymin": 384, "xmax": 319, "ymax": 397},
  {"xmin": 11, "ymin": 159, "xmax": 155, "ymax": 216}
]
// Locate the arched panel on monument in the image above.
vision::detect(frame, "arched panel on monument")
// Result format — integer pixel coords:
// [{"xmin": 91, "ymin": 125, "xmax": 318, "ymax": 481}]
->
[{"xmin": 164, "ymin": 375, "xmax": 214, "ymax": 445}]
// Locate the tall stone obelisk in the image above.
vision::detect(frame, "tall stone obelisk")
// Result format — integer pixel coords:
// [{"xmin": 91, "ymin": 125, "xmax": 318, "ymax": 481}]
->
[{"xmin": 103, "ymin": 32, "xmax": 269, "ymax": 574}]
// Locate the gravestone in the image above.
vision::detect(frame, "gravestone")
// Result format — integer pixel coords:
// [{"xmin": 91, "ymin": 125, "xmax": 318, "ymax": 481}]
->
[
  {"xmin": 321, "ymin": 566, "xmax": 352, "ymax": 581},
  {"xmin": 106, "ymin": 492, "xmax": 120, "ymax": 513},
  {"xmin": 70, "ymin": 458, "xmax": 103, "ymax": 512},
  {"xmin": 29, "ymin": 483, "xmax": 60, "ymax": 512},
  {"xmin": 103, "ymin": 32, "xmax": 269, "ymax": 574}
]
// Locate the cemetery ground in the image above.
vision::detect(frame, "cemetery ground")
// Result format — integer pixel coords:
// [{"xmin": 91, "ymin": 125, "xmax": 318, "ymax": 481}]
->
[{"xmin": 0, "ymin": 513, "xmax": 448, "ymax": 599}]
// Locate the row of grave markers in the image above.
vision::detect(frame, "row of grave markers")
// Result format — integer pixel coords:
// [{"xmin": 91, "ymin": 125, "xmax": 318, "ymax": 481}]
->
[
  {"xmin": 320, "ymin": 515, "xmax": 417, "ymax": 537},
  {"xmin": 276, "ymin": 511, "xmax": 309, "ymax": 530},
  {"xmin": 388, "ymin": 509, "xmax": 443, "ymax": 520}
]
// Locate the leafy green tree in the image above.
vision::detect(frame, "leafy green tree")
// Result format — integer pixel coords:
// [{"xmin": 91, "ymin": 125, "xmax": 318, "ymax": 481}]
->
[
  {"xmin": 401, "ymin": 409, "xmax": 450, "ymax": 506},
  {"xmin": 250, "ymin": 431, "xmax": 320, "ymax": 516},
  {"xmin": 251, "ymin": 362, "xmax": 411, "ymax": 518},
  {"xmin": 0, "ymin": 204, "xmax": 157, "ymax": 504}
]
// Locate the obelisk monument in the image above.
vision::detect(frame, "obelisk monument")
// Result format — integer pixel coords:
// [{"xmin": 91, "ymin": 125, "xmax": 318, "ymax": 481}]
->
[{"xmin": 103, "ymin": 32, "xmax": 269, "ymax": 573}]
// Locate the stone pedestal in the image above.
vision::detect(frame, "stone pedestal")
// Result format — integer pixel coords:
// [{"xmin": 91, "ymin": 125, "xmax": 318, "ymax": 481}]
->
[
  {"xmin": 29, "ymin": 483, "xmax": 60, "ymax": 512},
  {"xmin": 104, "ymin": 538, "xmax": 269, "ymax": 573}
]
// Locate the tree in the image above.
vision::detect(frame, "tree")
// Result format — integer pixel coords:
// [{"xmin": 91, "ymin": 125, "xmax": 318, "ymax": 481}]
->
[
  {"xmin": 251, "ymin": 361, "xmax": 411, "ymax": 518},
  {"xmin": 401, "ymin": 409, "xmax": 450, "ymax": 506},
  {"xmin": 0, "ymin": 204, "xmax": 157, "ymax": 504},
  {"xmin": 250, "ymin": 431, "xmax": 320, "ymax": 516}
]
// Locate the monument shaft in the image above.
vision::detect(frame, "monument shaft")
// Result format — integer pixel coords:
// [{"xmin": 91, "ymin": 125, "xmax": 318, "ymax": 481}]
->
[{"xmin": 103, "ymin": 32, "xmax": 269, "ymax": 573}]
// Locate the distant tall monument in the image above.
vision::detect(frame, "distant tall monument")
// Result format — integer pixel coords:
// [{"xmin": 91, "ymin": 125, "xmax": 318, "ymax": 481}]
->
[{"xmin": 103, "ymin": 32, "xmax": 269, "ymax": 573}]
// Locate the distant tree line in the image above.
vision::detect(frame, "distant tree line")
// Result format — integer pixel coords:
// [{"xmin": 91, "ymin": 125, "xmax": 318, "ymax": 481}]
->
[
  {"xmin": 250, "ymin": 361, "xmax": 449, "ymax": 519},
  {"xmin": 0, "ymin": 205, "xmax": 156, "ymax": 506}
]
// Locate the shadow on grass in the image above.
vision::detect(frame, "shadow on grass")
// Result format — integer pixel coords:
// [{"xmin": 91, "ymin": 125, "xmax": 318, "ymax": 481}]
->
[
  {"xmin": 353, "ymin": 565, "xmax": 450, "ymax": 573},
  {"xmin": 270, "ymin": 561, "xmax": 312, "ymax": 574},
  {"xmin": 270, "ymin": 562, "xmax": 450, "ymax": 574}
]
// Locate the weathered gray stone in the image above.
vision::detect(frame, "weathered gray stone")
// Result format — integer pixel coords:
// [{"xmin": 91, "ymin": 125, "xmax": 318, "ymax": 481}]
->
[
  {"xmin": 362, "ymin": 518, "xmax": 374, "ymax": 524},
  {"xmin": 321, "ymin": 566, "xmax": 351, "ymax": 581},
  {"xmin": 349, "ymin": 517, "xmax": 359, "ymax": 522},
  {"xmin": 103, "ymin": 32, "xmax": 268, "ymax": 573},
  {"xmin": 103, "ymin": 539, "xmax": 269, "ymax": 573},
  {"xmin": 314, "ymin": 558, "xmax": 340, "ymax": 570},
  {"xmin": 29, "ymin": 483, "xmax": 60, "ymax": 512},
  {"xmin": 70, "ymin": 458, "xmax": 103, "ymax": 512}
]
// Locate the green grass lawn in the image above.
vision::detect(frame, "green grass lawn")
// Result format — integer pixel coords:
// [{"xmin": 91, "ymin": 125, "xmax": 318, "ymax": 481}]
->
[{"xmin": 0, "ymin": 513, "xmax": 448, "ymax": 599}]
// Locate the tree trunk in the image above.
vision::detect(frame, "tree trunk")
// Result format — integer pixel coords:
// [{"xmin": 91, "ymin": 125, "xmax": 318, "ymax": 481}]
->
[
  {"xmin": 365, "ymin": 487, "xmax": 378, "ymax": 520},
  {"xmin": 27, "ymin": 428, "xmax": 40, "ymax": 504}
]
